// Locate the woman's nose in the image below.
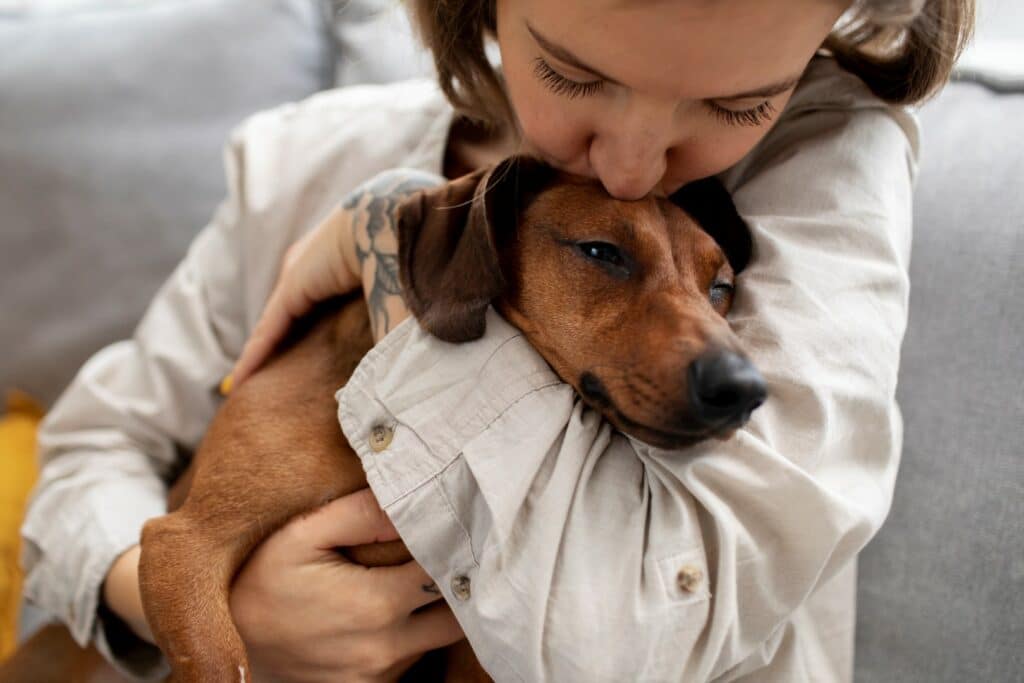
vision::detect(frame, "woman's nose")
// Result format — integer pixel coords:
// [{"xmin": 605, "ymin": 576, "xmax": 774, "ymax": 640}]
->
[{"xmin": 589, "ymin": 99, "xmax": 674, "ymax": 200}]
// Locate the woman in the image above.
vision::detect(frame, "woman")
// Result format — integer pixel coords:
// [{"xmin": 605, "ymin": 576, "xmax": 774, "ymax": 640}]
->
[{"xmin": 25, "ymin": 0, "xmax": 974, "ymax": 681}]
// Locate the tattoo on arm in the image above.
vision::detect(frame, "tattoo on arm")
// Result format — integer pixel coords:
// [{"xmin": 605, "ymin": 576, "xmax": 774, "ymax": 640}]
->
[
  {"xmin": 342, "ymin": 170, "xmax": 445, "ymax": 341},
  {"xmin": 422, "ymin": 581, "xmax": 441, "ymax": 595}
]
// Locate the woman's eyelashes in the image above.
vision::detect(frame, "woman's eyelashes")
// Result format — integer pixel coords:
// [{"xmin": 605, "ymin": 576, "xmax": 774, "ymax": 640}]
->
[
  {"xmin": 706, "ymin": 100, "xmax": 777, "ymax": 127},
  {"xmin": 532, "ymin": 57, "xmax": 604, "ymax": 99},
  {"xmin": 532, "ymin": 56, "xmax": 778, "ymax": 128}
]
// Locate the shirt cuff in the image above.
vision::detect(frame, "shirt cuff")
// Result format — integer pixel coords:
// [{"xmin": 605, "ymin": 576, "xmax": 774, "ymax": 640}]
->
[
  {"xmin": 20, "ymin": 455, "xmax": 169, "ymax": 680},
  {"xmin": 95, "ymin": 601, "xmax": 168, "ymax": 681},
  {"xmin": 336, "ymin": 309, "xmax": 559, "ymax": 508}
]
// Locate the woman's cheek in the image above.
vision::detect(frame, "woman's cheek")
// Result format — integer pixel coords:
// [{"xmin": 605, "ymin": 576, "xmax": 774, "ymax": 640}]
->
[
  {"xmin": 521, "ymin": 107, "xmax": 591, "ymax": 167},
  {"xmin": 683, "ymin": 94, "xmax": 797, "ymax": 179},
  {"xmin": 667, "ymin": 125, "xmax": 773, "ymax": 189},
  {"xmin": 500, "ymin": 58, "xmax": 589, "ymax": 168}
]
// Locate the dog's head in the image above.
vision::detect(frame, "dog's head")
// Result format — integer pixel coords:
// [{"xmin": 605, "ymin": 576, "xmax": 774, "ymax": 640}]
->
[{"xmin": 397, "ymin": 156, "xmax": 766, "ymax": 449}]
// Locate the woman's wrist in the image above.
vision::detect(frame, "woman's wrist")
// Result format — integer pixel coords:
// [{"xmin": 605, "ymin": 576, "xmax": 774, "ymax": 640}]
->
[{"xmin": 102, "ymin": 544, "xmax": 156, "ymax": 644}]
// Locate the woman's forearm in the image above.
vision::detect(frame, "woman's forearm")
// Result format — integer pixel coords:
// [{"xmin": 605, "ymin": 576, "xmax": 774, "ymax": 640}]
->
[
  {"xmin": 337, "ymin": 169, "xmax": 446, "ymax": 342},
  {"xmin": 102, "ymin": 545, "xmax": 156, "ymax": 644}
]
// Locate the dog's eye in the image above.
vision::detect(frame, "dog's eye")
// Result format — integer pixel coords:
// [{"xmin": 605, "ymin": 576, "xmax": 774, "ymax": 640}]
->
[
  {"xmin": 578, "ymin": 241, "xmax": 625, "ymax": 267},
  {"xmin": 710, "ymin": 281, "xmax": 734, "ymax": 306}
]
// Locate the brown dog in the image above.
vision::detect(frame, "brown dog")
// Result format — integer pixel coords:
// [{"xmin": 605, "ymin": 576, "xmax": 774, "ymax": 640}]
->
[{"xmin": 137, "ymin": 155, "xmax": 766, "ymax": 682}]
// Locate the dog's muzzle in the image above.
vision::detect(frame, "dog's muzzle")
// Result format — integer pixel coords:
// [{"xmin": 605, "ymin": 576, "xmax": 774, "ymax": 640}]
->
[{"xmin": 687, "ymin": 349, "xmax": 767, "ymax": 429}]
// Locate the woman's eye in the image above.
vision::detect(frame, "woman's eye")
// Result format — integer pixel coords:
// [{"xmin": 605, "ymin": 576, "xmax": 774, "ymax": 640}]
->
[
  {"xmin": 707, "ymin": 100, "xmax": 777, "ymax": 128},
  {"xmin": 578, "ymin": 241, "xmax": 625, "ymax": 267},
  {"xmin": 533, "ymin": 58, "xmax": 604, "ymax": 99},
  {"xmin": 710, "ymin": 281, "xmax": 735, "ymax": 306}
]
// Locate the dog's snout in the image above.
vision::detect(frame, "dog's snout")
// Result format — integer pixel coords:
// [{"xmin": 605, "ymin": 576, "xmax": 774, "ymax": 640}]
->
[{"xmin": 687, "ymin": 350, "xmax": 767, "ymax": 426}]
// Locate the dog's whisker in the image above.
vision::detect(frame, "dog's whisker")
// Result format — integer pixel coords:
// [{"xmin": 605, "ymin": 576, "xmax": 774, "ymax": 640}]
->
[
  {"xmin": 585, "ymin": 366, "xmax": 672, "ymax": 405},
  {"xmin": 624, "ymin": 379, "xmax": 660, "ymax": 407},
  {"xmin": 630, "ymin": 372, "xmax": 666, "ymax": 396},
  {"xmin": 598, "ymin": 376, "xmax": 661, "ymax": 412}
]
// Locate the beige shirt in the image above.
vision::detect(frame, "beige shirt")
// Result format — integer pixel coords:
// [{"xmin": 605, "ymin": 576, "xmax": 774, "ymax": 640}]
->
[{"xmin": 23, "ymin": 55, "xmax": 919, "ymax": 682}]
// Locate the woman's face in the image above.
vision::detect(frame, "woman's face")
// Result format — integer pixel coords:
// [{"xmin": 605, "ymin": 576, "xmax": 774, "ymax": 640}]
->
[{"xmin": 496, "ymin": 0, "xmax": 850, "ymax": 199}]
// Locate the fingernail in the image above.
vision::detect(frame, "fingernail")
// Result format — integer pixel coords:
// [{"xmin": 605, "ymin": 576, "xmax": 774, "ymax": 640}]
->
[{"xmin": 219, "ymin": 374, "xmax": 234, "ymax": 396}]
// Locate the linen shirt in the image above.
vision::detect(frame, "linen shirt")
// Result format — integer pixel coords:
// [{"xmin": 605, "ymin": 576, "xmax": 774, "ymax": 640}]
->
[{"xmin": 22, "ymin": 54, "xmax": 919, "ymax": 682}]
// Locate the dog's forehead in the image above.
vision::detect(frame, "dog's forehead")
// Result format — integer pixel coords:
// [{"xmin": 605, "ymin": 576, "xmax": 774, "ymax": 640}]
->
[{"xmin": 526, "ymin": 183, "xmax": 713, "ymax": 247}]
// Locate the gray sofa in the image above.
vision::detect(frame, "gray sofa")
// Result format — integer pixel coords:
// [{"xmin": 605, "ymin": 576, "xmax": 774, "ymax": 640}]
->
[
  {"xmin": 1, "ymin": 0, "xmax": 1020, "ymax": 679},
  {"xmin": 854, "ymin": 77, "xmax": 1023, "ymax": 680}
]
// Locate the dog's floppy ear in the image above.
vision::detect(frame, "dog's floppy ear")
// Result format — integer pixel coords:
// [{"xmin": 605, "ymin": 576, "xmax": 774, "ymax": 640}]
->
[
  {"xmin": 670, "ymin": 177, "xmax": 752, "ymax": 273},
  {"xmin": 397, "ymin": 155, "xmax": 555, "ymax": 342}
]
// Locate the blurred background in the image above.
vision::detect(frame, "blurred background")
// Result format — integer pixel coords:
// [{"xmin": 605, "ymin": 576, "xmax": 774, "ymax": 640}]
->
[
  {"xmin": 0, "ymin": 0, "xmax": 433, "ymax": 408},
  {"xmin": 0, "ymin": 0, "xmax": 1021, "ymax": 680}
]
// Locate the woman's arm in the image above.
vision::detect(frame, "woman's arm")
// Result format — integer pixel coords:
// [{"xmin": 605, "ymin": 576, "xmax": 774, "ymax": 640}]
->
[
  {"xmin": 23, "ymin": 128, "xmax": 252, "ymax": 678},
  {"xmin": 335, "ymin": 91, "xmax": 919, "ymax": 680},
  {"xmin": 22, "ymin": 112, "xmax": 458, "ymax": 680}
]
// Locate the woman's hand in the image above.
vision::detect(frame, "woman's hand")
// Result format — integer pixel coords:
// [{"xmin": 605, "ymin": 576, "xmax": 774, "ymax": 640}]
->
[
  {"xmin": 228, "ymin": 206, "xmax": 363, "ymax": 388},
  {"xmin": 231, "ymin": 487, "xmax": 464, "ymax": 683},
  {"xmin": 229, "ymin": 169, "xmax": 446, "ymax": 388}
]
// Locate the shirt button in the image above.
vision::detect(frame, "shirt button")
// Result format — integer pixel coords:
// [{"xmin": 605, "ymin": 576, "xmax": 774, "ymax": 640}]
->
[
  {"xmin": 676, "ymin": 564, "xmax": 704, "ymax": 594},
  {"xmin": 451, "ymin": 575, "xmax": 472, "ymax": 601},
  {"xmin": 368, "ymin": 424, "xmax": 394, "ymax": 452}
]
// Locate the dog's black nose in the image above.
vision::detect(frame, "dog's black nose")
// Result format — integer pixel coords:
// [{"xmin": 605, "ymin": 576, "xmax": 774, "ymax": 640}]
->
[{"xmin": 687, "ymin": 350, "xmax": 767, "ymax": 426}]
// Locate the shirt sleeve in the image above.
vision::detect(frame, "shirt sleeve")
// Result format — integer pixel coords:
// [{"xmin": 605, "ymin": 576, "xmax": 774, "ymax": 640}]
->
[
  {"xmin": 20, "ymin": 128, "xmax": 252, "ymax": 680},
  {"xmin": 19, "ymin": 78, "xmax": 454, "ymax": 679},
  {"xmin": 337, "ymin": 83, "xmax": 919, "ymax": 680}
]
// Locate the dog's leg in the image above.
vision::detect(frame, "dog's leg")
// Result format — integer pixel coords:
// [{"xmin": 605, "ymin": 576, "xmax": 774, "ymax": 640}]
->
[
  {"xmin": 139, "ymin": 296, "xmax": 491, "ymax": 682},
  {"xmin": 139, "ymin": 297, "xmax": 380, "ymax": 682},
  {"xmin": 139, "ymin": 512, "xmax": 252, "ymax": 683}
]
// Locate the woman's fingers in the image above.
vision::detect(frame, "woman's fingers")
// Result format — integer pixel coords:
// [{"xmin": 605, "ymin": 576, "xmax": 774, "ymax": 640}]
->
[
  {"xmin": 231, "ymin": 238, "xmax": 325, "ymax": 386},
  {"xmin": 393, "ymin": 601, "xmax": 466, "ymax": 657},
  {"xmin": 231, "ymin": 171, "xmax": 425, "ymax": 388},
  {"xmin": 379, "ymin": 653, "xmax": 424, "ymax": 683},
  {"xmin": 230, "ymin": 219, "xmax": 354, "ymax": 387},
  {"xmin": 358, "ymin": 603, "xmax": 466, "ymax": 678},
  {"xmin": 288, "ymin": 488, "xmax": 450, "ymax": 612},
  {"xmin": 295, "ymin": 490, "xmax": 450, "ymax": 611},
  {"xmin": 373, "ymin": 559, "xmax": 449, "ymax": 613},
  {"xmin": 230, "ymin": 291, "xmax": 294, "ymax": 387},
  {"xmin": 288, "ymin": 488, "xmax": 401, "ymax": 558}
]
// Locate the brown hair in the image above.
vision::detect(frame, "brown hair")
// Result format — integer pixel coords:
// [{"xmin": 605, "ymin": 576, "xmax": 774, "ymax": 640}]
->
[
  {"xmin": 826, "ymin": 0, "xmax": 976, "ymax": 103},
  {"xmin": 405, "ymin": 0, "xmax": 976, "ymax": 125}
]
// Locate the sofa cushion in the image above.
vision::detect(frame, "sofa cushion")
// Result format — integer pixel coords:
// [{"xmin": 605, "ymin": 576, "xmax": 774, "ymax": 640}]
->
[
  {"xmin": 854, "ymin": 81, "xmax": 1024, "ymax": 681},
  {"xmin": 0, "ymin": 0, "xmax": 333, "ymax": 405}
]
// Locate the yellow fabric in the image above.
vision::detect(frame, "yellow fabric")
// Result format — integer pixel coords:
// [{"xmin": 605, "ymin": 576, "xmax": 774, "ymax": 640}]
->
[{"xmin": 0, "ymin": 390, "xmax": 42, "ymax": 661}]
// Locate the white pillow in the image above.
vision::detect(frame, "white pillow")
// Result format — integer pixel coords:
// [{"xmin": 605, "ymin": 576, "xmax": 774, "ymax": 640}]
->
[{"xmin": 328, "ymin": 0, "xmax": 434, "ymax": 87}]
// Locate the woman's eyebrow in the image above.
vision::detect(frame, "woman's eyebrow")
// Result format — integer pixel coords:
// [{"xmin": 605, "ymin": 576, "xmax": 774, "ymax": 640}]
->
[
  {"xmin": 717, "ymin": 76, "xmax": 802, "ymax": 101},
  {"xmin": 526, "ymin": 21, "xmax": 802, "ymax": 101},
  {"xmin": 527, "ymin": 23, "xmax": 622, "ymax": 85}
]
